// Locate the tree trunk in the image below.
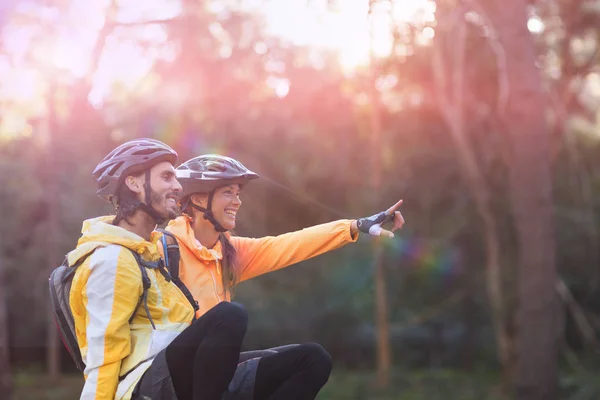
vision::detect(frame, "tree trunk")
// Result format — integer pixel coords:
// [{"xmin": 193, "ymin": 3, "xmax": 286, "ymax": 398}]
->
[
  {"xmin": 432, "ymin": 4, "xmax": 512, "ymax": 382},
  {"xmin": 45, "ymin": 82, "xmax": 61, "ymax": 381},
  {"xmin": 42, "ymin": 3, "xmax": 119, "ymax": 380},
  {"xmin": 460, "ymin": 232, "xmax": 477, "ymax": 371},
  {"xmin": 485, "ymin": 0, "xmax": 561, "ymax": 398},
  {"xmin": 0, "ymin": 169, "xmax": 13, "ymax": 397},
  {"xmin": 0, "ymin": 254, "xmax": 13, "ymax": 400},
  {"xmin": 370, "ymin": 64, "xmax": 391, "ymax": 389},
  {"xmin": 0, "ymin": 4, "xmax": 18, "ymax": 397},
  {"xmin": 368, "ymin": 2, "xmax": 391, "ymax": 388}
]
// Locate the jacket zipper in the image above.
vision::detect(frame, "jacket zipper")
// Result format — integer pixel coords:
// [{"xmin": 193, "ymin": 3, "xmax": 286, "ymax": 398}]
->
[{"xmin": 208, "ymin": 262, "xmax": 222, "ymax": 302}]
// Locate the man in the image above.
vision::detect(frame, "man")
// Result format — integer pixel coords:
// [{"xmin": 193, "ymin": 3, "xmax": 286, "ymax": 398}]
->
[{"xmin": 67, "ymin": 138, "xmax": 247, "ymax": 400}]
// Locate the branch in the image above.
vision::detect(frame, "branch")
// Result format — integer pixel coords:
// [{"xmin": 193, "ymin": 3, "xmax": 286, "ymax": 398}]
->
[
  {"xmin": 572, "ymin": 45, "xmax": 600, "ymax": 77},
  {"xmin": 432, "ymin": 7, "xmax": 466, "ymax": 130},
  {"xmin": 432, "ymin": 40, "xmax": 453, "ymax": 124},
  {"xmin": 453, "ymin": 10, "xmax": 467, "ymax": 133},
  {"xmin": 556, "ymin": 279, "xmax": 600, "ymax": 353},
  {"xmin": 393, "ymin": 290, "xmax": 466, "ymax": 328},
  {"xmin": 79, "ymin": 4, "xmax": 182, "ymax": 99},
  {"xmin": 557, "ymin": 0, "xmax": 598, "ymax": 78},
  {"xmin": 463, "ymin": 0, "xmax": 510, "ymax": 118},
  {"xmin": 107, "ymin": 17, "xmax": 183, "ymax": 28},
  {"xmin": 549, "ymin": 0, "xmax": 598, "ymax": 124},
  {"xmin": 85, "ymin": 4, "xmax": 118, "ymax": 85}
]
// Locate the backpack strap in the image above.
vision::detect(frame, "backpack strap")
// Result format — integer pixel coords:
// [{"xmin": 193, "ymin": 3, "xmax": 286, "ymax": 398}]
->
[
  {"xmin": 157, "ymin": 229, "xmax": 200, "ymax": 318},
  {"xmin": 52, "ymin": 245, "xmax": 166, "ymax": 372},
  {"xmin": 127, "ymin": 250, "xmax": 157, "ymax": 329},
  {"xmin": 69, "ymin": 248, "xmax": 159, "ymax": 329},
  {"xmin": 158, "ymin": 229, "xmax": 179, "ymax": 278}
]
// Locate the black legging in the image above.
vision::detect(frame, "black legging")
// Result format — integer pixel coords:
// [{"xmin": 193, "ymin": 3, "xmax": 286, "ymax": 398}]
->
[
  {"xmin": 253, "ymin": 342, "xmax": 332, "ymax": 400},
  {"xmin": 142, "ymin": 301, "xmax": 331, "ymax": 400},
  {"xmin": 166, "ymin": 301, "xmax": 248, "ymax": 400}
]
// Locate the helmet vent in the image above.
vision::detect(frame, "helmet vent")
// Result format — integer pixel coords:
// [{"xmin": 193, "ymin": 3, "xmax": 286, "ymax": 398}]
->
[
  {"xmin": 134, "ymin": 148, "xmax": 157, "ymax": 156},
  {"xmin": 108, "ymin": 161, "xmax": 123, "ymax": 177}
]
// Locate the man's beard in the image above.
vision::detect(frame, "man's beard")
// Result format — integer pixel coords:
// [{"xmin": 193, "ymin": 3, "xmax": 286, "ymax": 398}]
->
[{"xmin": 150, "ymin": 189, "xmax": 179, "ymax": 220}]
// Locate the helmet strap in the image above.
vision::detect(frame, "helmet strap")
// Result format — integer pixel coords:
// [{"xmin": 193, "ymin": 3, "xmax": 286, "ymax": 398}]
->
[{"xmin": 139, "ymin": 169, "xmax": 166, "ymax": 225}]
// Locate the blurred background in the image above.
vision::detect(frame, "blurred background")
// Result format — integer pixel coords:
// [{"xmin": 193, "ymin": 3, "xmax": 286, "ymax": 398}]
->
[{"xmin": 1, "ymin": 0, "xmax": 599, "ymax": 399}]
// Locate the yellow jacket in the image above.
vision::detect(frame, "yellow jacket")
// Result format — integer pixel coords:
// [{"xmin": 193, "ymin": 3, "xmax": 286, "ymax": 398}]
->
[
  {"xmin": 165, "ymin": 215, "xmax": 358, "ymax": 318},
  {"xmin": 68, "ymin": 216, "xmax": 195, "ymax": 400}
]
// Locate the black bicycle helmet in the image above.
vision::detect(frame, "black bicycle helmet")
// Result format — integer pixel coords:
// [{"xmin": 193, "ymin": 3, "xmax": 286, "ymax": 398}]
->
[
  {"xmin": 93, "ymin": 138, "xmax": 178, "ymax": 224},
  {"xmin": 176, "ymin": 154, "xmax": 258, "ymax": 232},
  {"xmin": 93, "ymin": 138, "xmax": 178, "ymax": 201}
]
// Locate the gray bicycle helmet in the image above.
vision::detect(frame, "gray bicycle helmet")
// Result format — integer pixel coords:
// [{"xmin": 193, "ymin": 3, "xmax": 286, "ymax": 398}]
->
[
  {"xmin": 176, "ymin": 154, "xmax": 258, "ymax": 232},
  {"xmin": 176, "ymin": 154, "xmax": 259, "ymax": 197},
  {"xmin": 93, "ymin": 138, "xmax": 178, "ymax": 201}
]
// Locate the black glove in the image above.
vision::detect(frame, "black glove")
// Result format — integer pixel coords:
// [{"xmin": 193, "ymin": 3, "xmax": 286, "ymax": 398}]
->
[{"xmin": 356, "ymin": 211, "xmax": 394, "ymax": 236}]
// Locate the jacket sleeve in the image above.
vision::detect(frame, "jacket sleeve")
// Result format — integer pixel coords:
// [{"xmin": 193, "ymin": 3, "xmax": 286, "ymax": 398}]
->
[
  {"xmin": 79, "ymin": 246, "xmax": 142, "ymax": 400},
  {"xmin": 232, "ymin": 219, "xmax": 358, "ymax": 282}
]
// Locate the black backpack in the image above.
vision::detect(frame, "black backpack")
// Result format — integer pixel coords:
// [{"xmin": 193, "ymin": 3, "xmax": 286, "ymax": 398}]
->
[
  {"xmin": 48, "ymin": 233, "xmax": 198, "ymax": 372},
  {"xmin": 157, "ymin": 229, "xmax": 199, "ymax": 316}
]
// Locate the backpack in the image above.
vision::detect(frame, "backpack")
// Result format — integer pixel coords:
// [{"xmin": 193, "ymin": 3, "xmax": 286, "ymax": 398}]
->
[
  {"xmin": 157, "ymin": 229, "xmax": 199, "ymax": 316},
  {"xmin": 48, "ymin": 234, "xmax": 198, "ymax": 372}
]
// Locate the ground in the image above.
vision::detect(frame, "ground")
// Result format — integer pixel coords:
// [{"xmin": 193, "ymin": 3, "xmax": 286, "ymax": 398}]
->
[{"xmin": 14, "ymin": 368, "xmax": 507, "ymax": 400}]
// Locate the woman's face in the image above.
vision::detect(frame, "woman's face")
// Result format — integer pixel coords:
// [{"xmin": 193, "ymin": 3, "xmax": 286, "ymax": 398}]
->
[{"xmin": 194, "ymin": 184, "xmax": 242, "ymax": 231}]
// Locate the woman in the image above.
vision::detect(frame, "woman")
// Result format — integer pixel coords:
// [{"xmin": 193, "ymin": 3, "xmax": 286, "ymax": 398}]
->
[{"xmin": 166, "ymin": 154, "xmax": 405, "ymax": 400}]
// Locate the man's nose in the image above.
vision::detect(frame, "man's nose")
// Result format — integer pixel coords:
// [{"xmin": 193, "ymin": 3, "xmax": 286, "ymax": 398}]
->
[{"xmin": 173, "ymin": 179, "xmax": 183, "ymax": 193}]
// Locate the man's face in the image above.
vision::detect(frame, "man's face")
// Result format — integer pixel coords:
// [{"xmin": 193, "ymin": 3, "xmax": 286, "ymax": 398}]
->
[{"xmin": 145, "ymin": 161, "xmax": 182, "ymax": 220}]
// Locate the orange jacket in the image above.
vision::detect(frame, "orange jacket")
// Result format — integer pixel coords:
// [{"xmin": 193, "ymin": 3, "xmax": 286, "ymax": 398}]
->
[{"xmin": 165, "ymin": 215, "xmax": 358, "ymax": 318}]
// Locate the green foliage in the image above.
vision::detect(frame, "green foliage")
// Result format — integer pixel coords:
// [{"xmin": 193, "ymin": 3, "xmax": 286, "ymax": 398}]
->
[
  {"xmin": 1, "ymin": 2, "xmax": 600, "ymax": 396},
  {"xmin": 14, "ymin": 371, "xmax": 83, "ymax": 400},
  {"xmin": 320, "ymin": 368, "xmax": 505, "ymax": 400}
]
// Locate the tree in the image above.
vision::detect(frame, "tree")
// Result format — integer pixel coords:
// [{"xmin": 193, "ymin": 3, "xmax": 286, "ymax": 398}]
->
[
  {"xmin": 482, "ymin": 0, "xmax": 561, "ymax": 398},
  {"xmin": 0, "ymin": 245, "xmax": 13, "ymax": 400},
  {"xmin": 367, "ymin": 1, "xmax": 392, "ymax": 387},
  {"xmin": 0, "ymin": 1, "xmax": 19, "ymax": 396},
  {"xmin": 432, "ymin": 2, "xmax": 512, "ymax": 385},
  {"xmin": 432, "ymin": 0, "xmax": 561, "ymax": 397}
]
